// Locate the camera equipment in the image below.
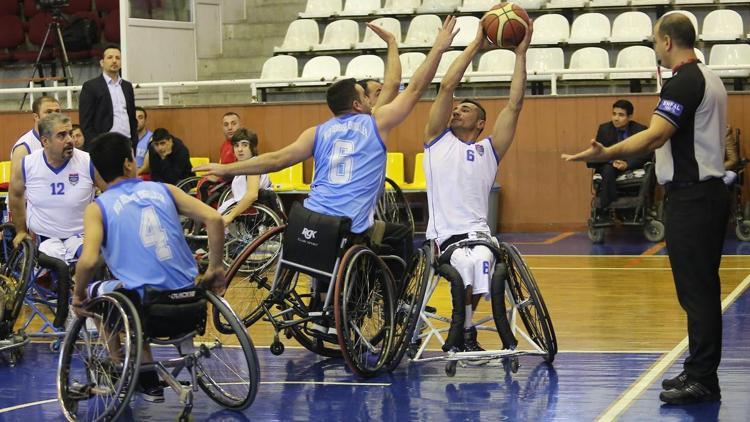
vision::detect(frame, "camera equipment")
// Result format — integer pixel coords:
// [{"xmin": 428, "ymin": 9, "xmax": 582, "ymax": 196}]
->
[{"xmin": 36, "ymin": 0, "xmax": 70, "ymax": 10}]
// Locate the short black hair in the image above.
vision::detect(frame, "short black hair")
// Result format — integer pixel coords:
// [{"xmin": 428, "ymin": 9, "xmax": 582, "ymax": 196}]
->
[
  {"xmin": 459, "ymin": 99, "xmax": 487, "ymax": 121},
  {"xmin": 657, "ymin": 13, "xmax": 696, "ymax": 49},
  {"xmin": 152, "ymin": 128, "xmax": 172, "ymax": 142},
  {"xmin": 89, "ymin": 132, "xmax": 133, "ymax": 183},
  {"xmin": 223, "ymin": 111, "xmax": 240, "ymax": 120},
  {"xmin": 101, "ymin": 44, "xmax": 120, "ymax": 59},
  {"xmin": 32, "ymin": 96, "xmax": 59, "ymax": 114},
  {"xmin": 327, "ymin": 78, "xmax": 359, "ymax": 116},
  {"xmin": 72, "ymin": 123, "xmax": 81, "ymax": 131},
  {"xmin": 135, "ymin": 106, "xmax": 147, "ymax": 118},
  {"xmin": 357, "ymin": 78, "xmax": 380, "ymax": 96},
  {"xmin": 612, "ymin": 99, "xmax": 634, "ymax": 116},
  {"xmin": 231, "ymin": 128, "xmax": 259, "ymax": 156}
]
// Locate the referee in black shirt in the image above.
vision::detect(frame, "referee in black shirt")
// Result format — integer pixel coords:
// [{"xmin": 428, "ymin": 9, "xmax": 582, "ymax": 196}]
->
[{"xmin": 563, "ymin": 13, "xmax": 728, "ymax": 405}]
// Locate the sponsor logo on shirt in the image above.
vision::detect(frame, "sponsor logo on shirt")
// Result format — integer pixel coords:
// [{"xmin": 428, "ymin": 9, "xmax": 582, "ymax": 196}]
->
[
  {"xmin": 657, "ymin": 99, "xmax": 684, "ymax": 117},
  {"xmin": 69, "ymin": 173, "xmax": 79, "ymax": 185},
  {"xmin": 475, "ymin": 144, "xmax": 485, "ymax": 156}
]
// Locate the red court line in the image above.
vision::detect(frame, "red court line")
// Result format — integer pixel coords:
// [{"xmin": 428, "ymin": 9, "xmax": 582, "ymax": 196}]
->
[
  {"xmin": 514, "ymin": 231, "xmax": 576, "ymax": 245},
  {"xmin": 624, "ymin": 241, "xmax": 666, "ymax": 268}
]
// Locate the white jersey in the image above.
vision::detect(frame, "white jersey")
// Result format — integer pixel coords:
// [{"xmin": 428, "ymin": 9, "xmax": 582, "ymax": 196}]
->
[
  {"xmin": 10, "ymin": 128, "xmax": 42, "ymax": 157},
  {"xmin": 217, "ymin": 173, "xmax": 271, "ymax": 214},
  {"xmin": 23, "ymin": 148, "xmax": 96, "ymax": 238},
  {"xmin": 424, "ymin": 129, "xmax": 499, "ymax": 244}
]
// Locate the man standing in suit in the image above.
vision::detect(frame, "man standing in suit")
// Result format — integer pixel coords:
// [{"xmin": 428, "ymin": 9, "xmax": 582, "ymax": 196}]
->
[
  {"xmin": 79, "ymin": 45, "xmax": 138, "ymax": 151},
  {"xmin": 589, "ymin": 99, "xmax": 649, "ymax": 216}
]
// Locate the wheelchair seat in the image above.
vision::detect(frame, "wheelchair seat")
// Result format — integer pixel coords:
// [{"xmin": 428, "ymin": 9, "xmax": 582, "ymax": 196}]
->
[{"xmin": 139, "ymin": 286, "xmax": 208, "ymax": 341}]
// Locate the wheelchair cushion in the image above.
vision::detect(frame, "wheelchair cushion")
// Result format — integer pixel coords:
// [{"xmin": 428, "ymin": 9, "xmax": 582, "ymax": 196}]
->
[
  {"xmin": 282, "ymin": 202, "xmax": 351, "ymax": 276},
  {"xmin": 141, "ymin": 286, "xmax": 207, "ymax": 339}
]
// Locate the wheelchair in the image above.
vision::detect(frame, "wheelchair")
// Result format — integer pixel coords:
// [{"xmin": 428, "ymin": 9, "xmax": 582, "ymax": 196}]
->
[
  {"xmin": 407, "ymin": 236, "xmax": 557, "ymax": 377},
  {"xmin": 376, "ymin": 177, "xmax": 415, "ymax": 235},
  {"xmin": 0, "ymin": 228, "xmax": 34, "ymax": 366},
  {"xmin": 57, "ymin": 284, "xmax": 260, "ymax": 421},
  {"xmin": 588, "ymin": 161, "xmax": 665, "ymax": 244},
  {"xmin": 218, "ymin": 203, "xmax": 429, "ymax": 377}
]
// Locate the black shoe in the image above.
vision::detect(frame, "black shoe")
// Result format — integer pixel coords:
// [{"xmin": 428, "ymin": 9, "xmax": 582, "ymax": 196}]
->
[
  {"xmin": 462, "ymin": 327, "xmax": 485, "ymax": 352},
  {"xmin": 659, "ymin": 380, "xmax": 721, "ymax": 405},
  {"xmin": 661, "ymin": 371, "xmax": 688, "ymax": 390},
  {"xmin": 139, "ymin": 385, "xmax": 165, "ymax": 403}
]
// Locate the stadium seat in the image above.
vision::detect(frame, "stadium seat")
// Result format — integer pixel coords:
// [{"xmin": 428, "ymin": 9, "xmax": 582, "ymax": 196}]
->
[
  {"xmin": 436, "ymin": 51, "xmax": 464, "ymax": 78},
  {"xmin": 268, "ymin": 162, "xmax": 308, "ymax": 192},
  {"xmin": 403, "ymin": 14, "xmax": 443, "ymax": 48},
  {"xmin": 0, "ymin": 0, "xmax": 18, "ymax": 16},
  {"xmin": 399, "ymin": 52, "xmax": 427, "ymax": 78},
  {"xmin": 15, "ymin": 12, "xmax": 55, "ymax": 62},
  {"xmin": 709, "ymin": 44, "xmax": 750, "ymax": 78},
  {"xmin": 0, "ymin": 161, "xmax": 9, "ymax": 186},
  {"xmin": 377, "ymin": 0, "xmax": 421, "ymax": 15},
  {"xmin": 467, "ymin": 49, "xmax": 515, "ymax": 82},
  {"xmin": 189, "ymin": 157, "xmax": 210, "ymax": 176},
  {"xmin": 63, "ymin": 0, "xmax": 92, "ymax": 14},
  {"xmin": 274, "ymin": 19, "xmax": 319, "ymax": 53},
  {"xmin": 417, "ymin": 0, "xmax": 460, "ymax": 14},
  {"xmin": 719, "ymin": 0, "xmax": 750, "ymax": 3},
  {"xmin": 531, "ymin": 14, "xmax": 569, "ymax": 45},
  {"xmin": 526, "ymin": 48, "xmax": 564, "ymax": 81},
  {"xmin": 259, "ymin": 55, "xmax": 298, "ymax": 85},
  {"xmin": 403, "ymin": 153, "xmax": 426, "ymax": 191},
  {"xmin": 458, "ymin": 0, "xmax": 496, "ymax": 12},
  {"xmin": 339, "ymin": 0, "xmax": 379, "ymax": 16},
  {"xmin": 631, "ymin": 0, "xmax": 669, "ymax": 4},
  {"xmin": 23, "ymin": 0, "xmax": 38, "ymax": 17},
  {"xmin": 513, "ymin": 0, "xmax": 547, "ymax": 9},
  {"xmin": 568, "ymin": 13, "xmax": 610, "ymax": 44},
  {"xmin": 300, "ymin": 55, "xmax": 341, "ymax": 80},
  {"xmin": 700, "ymin": 10, "xmax": 743, "ymax": 41},
  {"xmin": 561, "ymin": 47, "xmax": 609, "ymax": 80},
  {"xmin": 102, "ymin": 10, "xmax": 120, "ymax": 43},
  {"xmin": 452, "ymin": 16, "xmax": 480, "ymax": 47},
  {"xmin": 610, "ymin": 12, "xmax": 652, "ymax": 43},
  {"xmin": 386, "ymin": 152, "xmax": 406, "ymax": 186},
  {"xmin": 0, "ymin": 15, "xmax": 24, "ymax": 62},
  {"xmin": 674, "ymin": 0, "xmax": 714, "ymax": 4},
  {"xmin": 314, "ymin": 19, "xmax": 359, "ymax": 51},
  {"xmin": 588, "ymin": 0, "xmax": 627, "ymax": 6},
  {"xmin": 610, "ymin": 46, "xmax": 656, "ymax": 80},
  {"xmin": 664, "ymin": 10, "xmax": 699, "ymax": 35},
  {"xmin": 356, "ymin": 17, "xmax": 401, "ymax": 49},
  {"xmin": 96, "ymin": 0, "xmax": 119, "ymax": 13},
  {"xmin": 299, "ymin": 0, "xmax": 341, "ymax": 19},
  {"xmin": 345, "ymin": 55, "xmax": 385, "ymax": 79},
  {"xmin": 546, "ymin": 0, "xmax": 587, "ymax": 8}
]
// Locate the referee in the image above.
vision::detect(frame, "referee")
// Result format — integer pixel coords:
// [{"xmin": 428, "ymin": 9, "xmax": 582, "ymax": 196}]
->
[{"xmin": 562, "ymin": 13, "xmax": 728, "ymax": 405}]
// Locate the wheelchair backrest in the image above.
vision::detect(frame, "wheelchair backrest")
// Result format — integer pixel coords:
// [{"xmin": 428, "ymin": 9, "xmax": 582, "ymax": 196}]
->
[
  {"xmin": 141, "ymin": 286, "xmax": 207, "ymax": 340},
  {"xmin": 281, "ymin": 202, "xmax": 351, "ymax": 277}
]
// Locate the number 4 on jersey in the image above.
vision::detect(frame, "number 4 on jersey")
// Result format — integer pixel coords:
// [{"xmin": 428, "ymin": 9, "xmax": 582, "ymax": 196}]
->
[{"xmin": 140, "ymin": 206, "xmax": 173, "ymax": 261}]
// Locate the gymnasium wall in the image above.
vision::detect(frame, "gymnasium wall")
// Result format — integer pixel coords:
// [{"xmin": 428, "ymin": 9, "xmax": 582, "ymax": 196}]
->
[{"xmin": 1, "ymin": 93, "xmax": 747, "ymax": 231}]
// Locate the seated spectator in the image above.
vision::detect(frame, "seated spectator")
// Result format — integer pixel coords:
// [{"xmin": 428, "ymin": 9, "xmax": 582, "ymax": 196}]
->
[
  {"xmin": 723, "ymin": 125, "xmax": 740, "ymax": 185},
  {"xmin": 140, "ymin": 128, "xmax": 193, "ymax": 184},
  {"xmin": 71, "ymin": 124, "xmax": 85, "ymax": 149},
  {"xmin": 196, "ymin": 112, "xmax": 241, "ymax": 204},
  {"xmin": 135, "ymin": 106, "xmax": 154, "ymax": 171}
]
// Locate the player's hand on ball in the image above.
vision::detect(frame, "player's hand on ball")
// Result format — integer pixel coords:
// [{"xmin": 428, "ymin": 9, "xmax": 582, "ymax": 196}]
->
[{"xmin": 515, "ymin": 19, "xmax": 533, "ymax": 54}]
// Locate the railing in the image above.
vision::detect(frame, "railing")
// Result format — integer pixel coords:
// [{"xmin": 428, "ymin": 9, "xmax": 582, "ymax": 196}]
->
[{"xmin": 1, "ymin": 64, "xmax": 748, "ymax": 109}]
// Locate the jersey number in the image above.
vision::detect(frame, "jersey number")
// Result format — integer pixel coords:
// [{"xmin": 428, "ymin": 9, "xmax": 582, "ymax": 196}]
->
[
  {"xmin": 466, "ymin": 150, "xmax": 475, "ymax": 162},
  {"xmin": 328, "ymin": 140, "xmax": 354, "ymax": 184},
  {"xmin": 139, "ymin": 206, "xmax": 173, "ymax": 261},
  {"xmin": 50, "ymin": 182, "xmax": 65, "ymax": 195}
]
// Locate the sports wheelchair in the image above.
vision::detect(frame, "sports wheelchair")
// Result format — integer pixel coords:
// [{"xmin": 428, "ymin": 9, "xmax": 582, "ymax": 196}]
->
[
  {"xmin": 588, "ymin": 161, "xmax": 665, "ymax": 244},
  {"xmin": 0, "ymin": 229, "xmax": 34, "ymax": 366},
  {"xmin": 407, "ymin": 236, "xmax": 557, "ymax": 377},
  {"xmin": 218, "ymin": 203, "xmax": 429, "ymax": 377},
  {"xmin": 57, "ymin": 284, "xmax": 260, "ymax": 421},
  {"xmin": 376, "ymin": 177, "xmax": 415, "ymax": 234}
]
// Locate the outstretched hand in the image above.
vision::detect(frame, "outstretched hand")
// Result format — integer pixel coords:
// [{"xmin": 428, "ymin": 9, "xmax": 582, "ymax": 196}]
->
[
  {"xmin": 561, "ymin": 139, "xmax": 609, "ymax": 163},
  {"xmin": 514, "ymin": 19, "xmax": 533, "ymax": 54},
  {"xmin": 192, "ymin": 163, "xmax": 227, "ymax": 178},
  {"xmin": 367, "ymin": 22, "xmax": 396, "ymax": 45},
  {"xmin": 433, "ymin": 15, "xmax": 459, "ymax": 53}
]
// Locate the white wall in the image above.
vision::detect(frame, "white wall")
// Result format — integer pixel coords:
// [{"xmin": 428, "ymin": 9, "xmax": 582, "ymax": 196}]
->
[{"xmin": 196, "ymin": 0, "xmax": 223, "ymax": 58}]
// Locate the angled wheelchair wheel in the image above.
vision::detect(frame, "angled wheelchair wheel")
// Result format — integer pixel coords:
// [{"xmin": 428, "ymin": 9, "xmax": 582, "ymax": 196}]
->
[
  {"xmin": 376, "ymin": 178, "xmax": 415, "ymax": 233},
  {"xmin": 57, "ymin": 292, "xmax": 142, "ymax": 422},
  {"xmin": 334, "ymin": 246, "xmax": 395, "ymax": 378},
  {"xmin": 215, "ymin": 224, "xmax": 285, "ymax": 332},
  {"xmin": 197, "ymin": 291, "xmax": 260, "ymax": 410},
  {"xmin": 500, "ymin": 242, "xmax": 557, "ymax": 363},
  {"xmin": 0, "ymin": 223, "xmax": 17, "ymax": 269},
  {"xmin": 385, "ymin": 246, "xmax": 430, "ymax": 371},
  {"xmin": 176, "ymin": 176, "xmax": 205, "ymax": 237},
  {"xmin": 223, "ymin": 204, "xmax": 284, "ymax": 273},
  {"xmin": 0, "ymin": 238, "xmax": 35, "ymax": 339}
]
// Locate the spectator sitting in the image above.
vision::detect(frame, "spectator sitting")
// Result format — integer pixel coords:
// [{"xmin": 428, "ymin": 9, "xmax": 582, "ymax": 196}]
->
[
  {"xmin": 71, "ymin": 124, "xmax": 85, "ymax": 149},
  {"xmin": 139, "ymin": 128, "xmax": 193, "ymax": 184}
]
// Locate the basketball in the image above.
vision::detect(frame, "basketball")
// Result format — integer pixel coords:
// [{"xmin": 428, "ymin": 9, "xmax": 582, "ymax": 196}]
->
[{"xmin": 482, "ymin": 2, "xmax": 531, "ymax": 49}]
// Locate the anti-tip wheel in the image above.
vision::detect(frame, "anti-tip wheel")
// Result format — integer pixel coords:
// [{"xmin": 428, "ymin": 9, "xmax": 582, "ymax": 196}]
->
[
  {"xmin": 270, "ymin": 341, "xmax": 285, "ymax": 356},
  {"xmin": 445, "ymin": 361, "xmax": 457, "ymax": 377}
]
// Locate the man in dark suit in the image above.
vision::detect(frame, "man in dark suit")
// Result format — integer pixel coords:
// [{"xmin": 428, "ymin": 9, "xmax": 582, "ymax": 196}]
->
[
  {"xmin": 79, "ymin": 45, "xmax": 138, "ymax": 151},
  {"xmin": 588, "ymin": 99, "xmax": 649, "ymax": 214}
]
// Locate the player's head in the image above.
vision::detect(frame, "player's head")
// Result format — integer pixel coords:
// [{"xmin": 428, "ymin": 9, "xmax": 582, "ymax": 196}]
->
[
  {"xmin": 231, "ymin": 128, "xmax": 259, "ymax": 161},
  {"xmin": 327, "ymin": 78, "xmax": 370, "ymax": 116},
  {"xmin": 358, "ymin": 78, "xmax": 382, "ymax": 109},
  {"xmin": 611, "ymin": 99, "xmax": 634, "ymax": 129},
  {"xmin": 100, "ymin": 44, "xmax": 122, "ymax": 77},
  {"xmin": 222, "ymin": 111, "xmax": 241, "ymax": 140},
  {"xmin": 71, "ymin": 124, "xmax": 85, "ymax": 148},
  {"xmin": 450, "ymin": 99, "xmax": 487, "ymax": 136},
  {"xmin": 39, "ymin": 113, "xmax": 74, "ymax": 161},
  {"xmin": 151, "ymin": 128, "xmax": 174, "ymax": 158},
  {"xmin": 135, "ymin": 106, "xmax": 148, "ymax": 133},
  {"xmin": 32, "ymin": 96, "xmax": 61, "ymax": 125},
  {"xmin": 654, "ymin": 13, "xmax": 696, "ymax": 69},
  {"xmin": 89, "ymin": 132, "xmax": 136, "ymax": 183}
]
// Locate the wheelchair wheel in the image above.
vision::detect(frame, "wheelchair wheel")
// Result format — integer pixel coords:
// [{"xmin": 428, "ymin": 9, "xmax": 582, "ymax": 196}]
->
[
  {"xmin": 196, "ymin": 291, "xmax": 260, "ymax": 410},
  {"xmin": 57, "ymin": 292, "xmax": 142, "ymax": 422},
  {"xmin": 587, "ymin": 220, "xmax": 604, "ymax": 244},
  {"xmin": 215, "ymin": 225, "xmax": 284, "ymax": 332},
  {"xmin": 223, "ymin": 204, "xmax": 284, "ymax": 273},
  {"xmin": 0, "ymin": 238, "xmax": 35, "ymax": 338},
  {"xmin": 176, "ymin": 176, "xmax": 202, "ymax": 196},
  {"xmin": 334, "ymin": 246, "xmax": 395, "ymax": 378},
  {"xmin": 385, "ymin": 246, "xmax": 430, "ymax": 371},
  {"xmin": 500, "ymin": 242, "xmax": 557, "ymax": 363},
  {"xmin": 376, "ymin": 178, "xmax": 415, "ymax": 234}
]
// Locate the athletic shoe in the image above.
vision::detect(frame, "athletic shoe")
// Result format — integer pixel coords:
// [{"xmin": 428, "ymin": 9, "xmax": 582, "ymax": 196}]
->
[
  {"xmin": 139, "ymin": 385, "xmax": 165, "ymax": 403},
  {"xmin": 659, "ymin": 380, "xmax": 720, "ymax": 405},
  {"xmin": 462, "ymin": 327, "xmax": 485, "ymax": 352},
  {"xmin": 661, "ymin": 371, "xmax": 688, "ymax": 390}
]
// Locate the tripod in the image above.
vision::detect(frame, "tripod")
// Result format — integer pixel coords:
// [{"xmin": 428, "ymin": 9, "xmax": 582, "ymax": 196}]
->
[{"xmin": 20, "ymin": 8, "xmax": 74, "ymax": 110}]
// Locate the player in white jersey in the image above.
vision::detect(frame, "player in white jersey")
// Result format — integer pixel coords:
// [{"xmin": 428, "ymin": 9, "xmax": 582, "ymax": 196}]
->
[{"xmin": 422, "ymin": 22, "xmax": 532, "ymax": 352}]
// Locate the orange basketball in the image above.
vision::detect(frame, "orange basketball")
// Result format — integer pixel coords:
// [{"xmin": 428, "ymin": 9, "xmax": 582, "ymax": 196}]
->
[{"xmin": 482, "ymin": 2, "xmax": 531, "ymax": 49}]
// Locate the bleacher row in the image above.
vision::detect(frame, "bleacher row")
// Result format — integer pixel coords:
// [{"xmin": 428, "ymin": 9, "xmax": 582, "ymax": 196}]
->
[{"xmin": 0, "ymin": 0, "xmax": 120, "ymax": 65}]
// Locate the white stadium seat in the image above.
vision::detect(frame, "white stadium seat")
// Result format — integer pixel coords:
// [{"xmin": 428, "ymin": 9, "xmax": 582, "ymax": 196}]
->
[
  {"xmin": 274, "ymin": 19, "xmax": 319, "ymax": 53},
  {"xmin": 300, "ymin": 55, "xmax": 341, "ymax": 80},
  {"xmin": 610, "ymin": 12, "xmax": 652, "ymax": 43},
  {"xmin": 314, "ymin": 19, "xmax": 359, "ymax": 51},
  {"xmin": 610, "ymin": 46, "xmax": 656, "ymax": 80},
  {"xmin": 357, "ymin": 17, "xmax": 402, "ymax": 49},
  {"xmin": 531, "ymin": 14, "xmax": 569, "ymax": 45},
  {"xmin": 675, "ymin": 0, "xmax": 714, "ymax": 4},
  {"xmin": 345, "ymin": 55, "xmax": 385, "ymax": 79},
  {"xmin": 458, "ymin": 0, "xmax": 496, "ymax": 13},
  {"xmin": 399, "ymin": 52, "xmax": 427, "ymax": 78},
  {"xmin": 709, "ymin": 44, "xmax": 750, "ymax": 77},
  {"xmin": 664, "ymin": 10, "xmax": 699, "ymax": 36},
  {"xmin": 700, "ymin": 10, "xmax": 743, "ymax": 41},
  {"xmin": 378, "ymin": 0, "xmax": 421, "ymax": 15},
  {"xmin": 260, "ymin": 55, "xmax": 298, "ymax": 80},
  {"xmin": 299, "ymin": 0, "xmax": 341, "ymax": 19},
  {"xmin": 588, "ymin": 0, "xmax": 627, "ymax": 6},
  {"xmin": 339, "ymin": 0, "xmax": 380, "ymax": 17},
  {"xmin": 468, "ymin": 49, "xmax": 516, "ymax": 82},
  {"xmin": 526, "ymin": 48, "xmax": 564, "ymax": 81},
  {"xmin": 514, "ymin": 0, "xmax": 547, "ymax": 9},
  {"xmin": 568, "ymin": 13, "xmax": 610, "ymax": 44},
  {"xmin": 452, "ymin": 16, "xmax": 481, "ymax": 47},
  {"xmin": 547, "ymin": 0, "xmax": 587, "ymax": 8},
  {"xmin": 436, "ymin": 50, "xmax": 465, "ymax": 78},
  {"xmin": 417, "ymin": 0, "xmax": 461, "ymax": 14},
  {"xmin": 562, "ymin": 47, "xmax": 609, "ymax": 80},
  {"xmin": 630, "ymin": 0, "xmax": 669, "ymax": 5},
  {"xmin": 718, "ymin": 0, "xmax": 750, "ymax": 3},
  {"xmin": 403, "ymin": 14, "xmax": 443, "ymax": 48}
]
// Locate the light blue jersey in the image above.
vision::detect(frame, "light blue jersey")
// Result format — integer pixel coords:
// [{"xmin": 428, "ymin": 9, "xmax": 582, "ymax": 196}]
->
[
  {"xmin": 304, "ymin": 113, "xmax": 386, "ymax": 233},
  {"xmin": 135, "ymin": 130, "xmax": 153, "ymax": 168},
  {"xmin": 95, "ymin": 179, "xmax": 197, "ymax": 295}
]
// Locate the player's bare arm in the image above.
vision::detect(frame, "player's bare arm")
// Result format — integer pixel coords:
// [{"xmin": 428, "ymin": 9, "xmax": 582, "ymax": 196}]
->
[{"xmin": 368, "ymin": 22, "xmax": 401, "ymax": 109}]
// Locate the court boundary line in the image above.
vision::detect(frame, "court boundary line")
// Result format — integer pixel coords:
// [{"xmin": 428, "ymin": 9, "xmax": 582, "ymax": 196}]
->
[
  {"xmin": 0, "ymin": 399, "xmax": 57, "ymax": 414},
  {"xmin": 597, "ymin": 272, "xmax": 750, "ymax": 421}
]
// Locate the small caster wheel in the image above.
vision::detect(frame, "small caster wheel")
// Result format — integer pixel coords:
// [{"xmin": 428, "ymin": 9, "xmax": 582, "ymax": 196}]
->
[
  {"xmin": 406, "ymin": 345, "xmax": 417, "ymax": 359},
  {"xmin": 503, "ymin": 356, "xmax": 519, "ymax": 374},
  {"xmin": 49, "ymin": 340, "xmax": 61, "ymax": 353},
  {"xmin": 445, "ymin": 361, "xmax": 457, "ymax": 377},
  {"xmin": 270, "ymin": 341, "xmax": 284, "ymax": 356}
]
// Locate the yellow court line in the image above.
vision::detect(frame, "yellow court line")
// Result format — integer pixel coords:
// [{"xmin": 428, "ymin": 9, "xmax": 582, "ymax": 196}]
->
[
  {"xmin": 597, "ymin": 272, "xmax": 750, "ymax": 421},
  {"xmin": 514, "ymin": 232, "xmax": 576, "ymax": 245}
]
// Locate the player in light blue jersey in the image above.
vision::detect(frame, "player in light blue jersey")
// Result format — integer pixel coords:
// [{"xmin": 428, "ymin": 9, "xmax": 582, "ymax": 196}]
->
[{"xmin": 73, "ymin": 132, "xmax": 225, "ymax": 402}]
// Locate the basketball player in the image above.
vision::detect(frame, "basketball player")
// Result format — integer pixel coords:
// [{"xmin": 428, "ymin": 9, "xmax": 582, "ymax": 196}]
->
[{"xmin": 423, "ymin": 21, "xmax": 532, "ymax": 352}]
